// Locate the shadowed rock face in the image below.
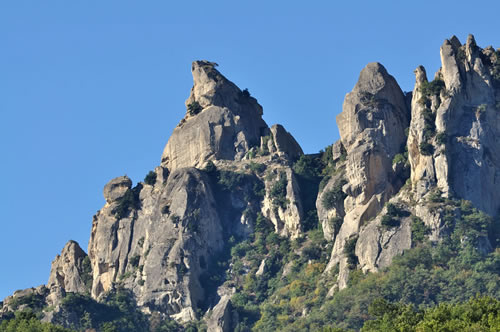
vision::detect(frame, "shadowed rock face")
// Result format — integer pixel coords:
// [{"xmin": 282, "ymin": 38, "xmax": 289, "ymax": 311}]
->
[
  {"xmin": 88, "ymin": 167, "xmax": 223, "ymax": 322},
  {"xmin": 161, "ymin": 61, "xmax": 269, "ymax": 171}
]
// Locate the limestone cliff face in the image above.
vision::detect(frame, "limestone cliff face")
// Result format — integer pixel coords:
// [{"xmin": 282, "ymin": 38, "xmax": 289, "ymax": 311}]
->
[
  {"xmin": 4, "ymin": 37, "xmax": 500, "ymax": 330},
  {"xmin": 161, "ymin": 61, "xmax": 269, "ymax": 171},
  {"xmin": 82, "ymin": 62, "xmax": 305, "ymax": 324},
  {"xmin": 324, "ymin": 35, "xmax": 500, "ymax": 291},
  {"xmin": 324, "ymin": 62, "xmax": 410, "ymax": 289},
  {"xmin": 88, "ymin": 167, "xmax": 224, "ymax": 322},
  {"xmin": 46, "ymin": 241, "xmax": 90, "ymax": 306},
  {"xmin": 409, "ymin": 35, "xmax": 500, "ymax": 216}
]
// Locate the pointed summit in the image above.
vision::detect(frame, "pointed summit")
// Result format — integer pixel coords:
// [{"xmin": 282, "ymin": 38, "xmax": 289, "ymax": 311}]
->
[
  {"xmin": 186, "ymin": 60, "xmax": 261, "ymax": 114},
  {"xmin": 161, "ymin": 61, "xmax": 269, "ymax": 171}
]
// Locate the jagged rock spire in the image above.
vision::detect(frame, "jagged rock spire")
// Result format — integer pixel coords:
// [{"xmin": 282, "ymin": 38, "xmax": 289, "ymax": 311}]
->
[
  {"xmin": 161, "ymin": 60, "xmax": 269, "ymax": 171},
  {"xmin": 325, "ymin": 62, "xmax": 410, "ymax": 289}
]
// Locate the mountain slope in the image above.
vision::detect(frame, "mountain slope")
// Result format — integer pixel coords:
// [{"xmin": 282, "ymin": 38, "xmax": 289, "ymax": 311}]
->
[{"xmin": 1, "ymin": 34, "xmax": 500, "ymax": 332}]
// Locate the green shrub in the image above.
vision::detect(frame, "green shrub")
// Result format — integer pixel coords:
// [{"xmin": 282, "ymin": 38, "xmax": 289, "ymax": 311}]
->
[
  {"xmin": 362, "ymin": 296, "xmax": 500, "ymax": 331},
  {"xmin": 144, "ymin": 171, "xmax": 156, "ymax": 186},
  {"xmin": 386, "ymin": 203, "xmax": 403, "ymax": 217},
  {"xmin": 113, "ymin": 186, "xmax": 141, "ymax": 219},
  {"xmin": 419, "ymin": 142, "xmax": 434, "ymax": 156},
  {"xmin": 392, "ymin": 153, "xmax": 407, "ymax": 165},
  {"xmin": 411, "ymin": 216, "xmax": 430, "ymax": 244},
  {"xmin": 428, "ymin": 189, "xmax": 444, "ymax": 203},
  {"xmin": 0, "ymin": 312, "xmax": 74, "ymax": 332},
  {"xmin": 240, "ymin": 88, "xmax": 251, "ymax": 99},
  {"xmin": 218, "ymin": 170, "xmax": 246, "ymax": 191},
  {"xmin": 203, "ymin": 160, "xmax": 217, "ymax": 174},
  {"xmin": 419, "ymin": 79, "xmax": 445, "ymax": 97},
  {"xmin": 293, "ymin": 154, "xmax": 323, "ymax": 180},
  {"xmin": 187, "ymin": 101, "xmax": 202, "ymax": 115},
  {"xmin": 344, "ymin": 237, "xmax": 358, "ymax": 269},
  {"xmin": 81, "ymin": 256, "xmax": 93, "ymax": 291},
  {"xmin": 421, "ymin": 108, "xmax": 436, "ymax": 140},
  {"xmin": 248, "ymin": 162, "xmax": 266, "ymax": 174},
  {"xmin": 329, "ymin": 216, "xmax": 343, "ymax": 239},
  {"xmin": 322, "ymin": 179, "xmax": 347, "ymax": 210},
  {"xmin": 170, "ymin": 214, "xmax": 180, "ymax": 224},
  {"xmin": 381, "ymin": 215, "xmax": 400, "ymax": 229},
  {"xmin": 270, "ymin": 172, "xmax": 288, "ymax": 209},
  {"xmin": 129, "ymin": 255, "xmax": 140, "ymax": 268},
  {"xmin": 436, "ymin": 131, "xmax": 447, "ymax": 145}
]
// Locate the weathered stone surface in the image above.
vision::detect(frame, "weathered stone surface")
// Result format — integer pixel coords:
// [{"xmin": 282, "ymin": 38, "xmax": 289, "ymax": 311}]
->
[
  {"xmin": 88, "ymin": 168, "xmax": 224, "ymax": 322},
  {"xmin": 316, "ymin": 171, "xmax": 346, "ymax": 241},
  {"xmin": 261, "ymin": 167, "xmax": 303, "ymax": 238},
  {"xmin": 206, "ymin": 287, "xmax": 237, "ymax": 332},
  {"xmin": 356, "ymin": 203, "xmax": 412, "ymax": 273},
  {"xmin": 1, "ymin": 286, "xmax": 49, "ymax": 315},
  {"xmin": 409, "ymin": 34, "xmax": 500, "ymax": 216},
  {"xmin": 325, "ymin": 62, "xmax": 410, "ymax": 288},
  {"xmin": 46, "ymin": 240, "xmax": 89, "ymax": 305},
  {"xmin": 161, "ymin": 61, "xmax": 269, "ymax": 171},
  {"xmin": 269, "ymin": 124, "xmax": 303, "ymax": 160},
  {"xmin": 103, "ymin": 176, "xmax": 132, "ymax": 203},
  {"xmin": 331, "ymin": 140, "xmax": 346, "ymax": 162}
]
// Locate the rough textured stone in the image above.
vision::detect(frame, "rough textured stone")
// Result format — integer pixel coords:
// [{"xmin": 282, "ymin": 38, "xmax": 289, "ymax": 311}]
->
[
  {"xmin": 269, "ymin": 124, "xmax": 303, "ymax": 160},
  {"xmin": 331, "ymin": 140, "xmax": 346, "ymax": 162},
  {"xmin": 46, "ymin": 240, "xmax": 89, "ymax": 305},
  {"xmin": 261, "ymin": 167, "xmax": 303, "ymax": 238},
  {"xmin": 316, "ymin": 171, "xmax": 346, "ymax": 241},
  {"xmin": 103, "ymin": 176, "xmax": 132, "ymax": 203},
  {"xmin": 409, "ymin": 34, "xmax": 500, "ymax": 216},
  {"xmin": 161, "ymin": 61, "xmax": 269, "ymax": 171},
  {"xmin": 206, "ymin": 286, "xmax": 237, "ymax": 332},
  {"xmin": 325, "ymin": 62, "xmax": 410, "ymax": 288},
  {"xmin": 88, "ymin": 168, "xmax": 224, "ymax": 322}
]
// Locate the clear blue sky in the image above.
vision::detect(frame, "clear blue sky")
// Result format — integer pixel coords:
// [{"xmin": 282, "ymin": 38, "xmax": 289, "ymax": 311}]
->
[{"xmin": 1, "ymin": 1, "xmax": 499, "ymax": 300}]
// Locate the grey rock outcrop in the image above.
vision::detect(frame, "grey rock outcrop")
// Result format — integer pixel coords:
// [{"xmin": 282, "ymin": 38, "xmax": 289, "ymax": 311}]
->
[
  {"xmin": 161, "ymin": 61, "xmax": 269, "ymax": 171},
  {"xmin": 316, "ymin": 170, "xmax": 346, "ymax": 241},
  {"xmin": 46, "ymin": 240, "xmax": 90, "ymax": 305},
  {"xmin": 267, "ymin": 124, "xmax": 304, "ymax": 160},
  {"xmin": 324, "ymin": 62, "xmax": 410, "ymax": 288},
  {"xmin": 88, "ymin": 168, "xmax": 224, "ymax": 322},
  {"xmin": 0, "ymin": 286, "xmax": 49, "ymax": 315},
  {"xmin": 206, "ymin": 287, "xmax": 238, "ymax": 332},
  {"xmin": 103, "ymin": 176, "xmax": 132, "ymax": 203},
  {"xmin": 409, "ymin": 35, "xmax": 500, "ymax": 216},
  {"xmin": 325, "ymin": 35, "xmax": 500, "ymax": 291},
  {"xmin": 261, "ymin": 167, "xmax": 304, "ymax": 238}
]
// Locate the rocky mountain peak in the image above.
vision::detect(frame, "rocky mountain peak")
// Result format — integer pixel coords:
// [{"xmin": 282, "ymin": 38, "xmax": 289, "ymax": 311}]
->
[
  {"xmin": 103, "ymin": 175, "xmax": 132, "ymax": 203},
  {"xmin": 46, "ymin": 240, "xmax": 89, "ymax": 306},
  {"xmin": 4, "ymin": 35, "xmax": 500, "ymax": 332},
  {"xmin": 185, "ymin": 60, "xmax": 262, "ymax": 115},
  {"xmin": 161, "ymin": 61, "xmax": 269, "ymax": 171}
]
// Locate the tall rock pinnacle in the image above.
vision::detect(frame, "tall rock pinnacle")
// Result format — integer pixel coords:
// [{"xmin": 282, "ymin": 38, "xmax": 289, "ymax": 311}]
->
[{"xmin": 161, "ymin": 60, "xmax": 269, "ymax": 171}]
